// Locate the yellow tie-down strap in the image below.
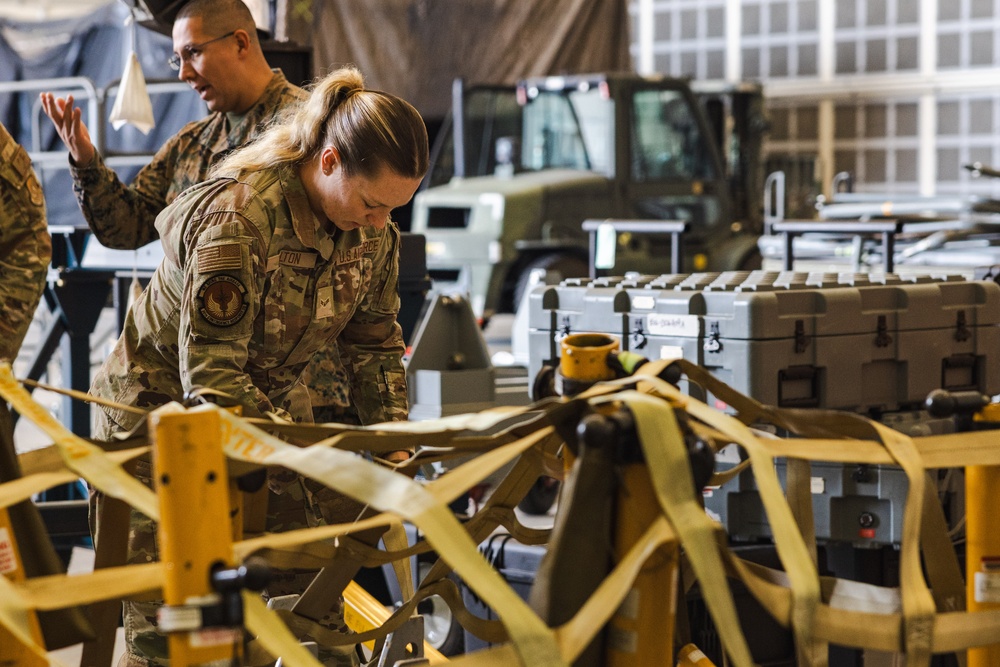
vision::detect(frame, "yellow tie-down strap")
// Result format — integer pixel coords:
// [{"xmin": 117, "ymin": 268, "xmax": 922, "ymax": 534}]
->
[
  {"xmin": 0, "ymin": 363, "xmax": 694, "ymax": 666},
  {"xmin": 0, "ymin": 365, "xmax": 573, "ymax": 666},
  {"xmin": 645, "ymin": 359, "xmax": 992, "ymax": 667},
  {"xmin": 0, "ymin": 366, "xmax": 158, "ymax": 519},
  {"xmin": 4, "ymin": 358, "xmax": 1000, "ymax": 666}
]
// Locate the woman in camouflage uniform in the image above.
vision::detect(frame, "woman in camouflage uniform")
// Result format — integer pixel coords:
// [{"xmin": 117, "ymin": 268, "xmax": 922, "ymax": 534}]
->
[{"xmin": 91, "ymin": 66, "xmax": 428, "ymax": 666}]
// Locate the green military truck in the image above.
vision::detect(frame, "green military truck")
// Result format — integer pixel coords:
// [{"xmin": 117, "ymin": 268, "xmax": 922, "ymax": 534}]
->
[{"xmin": 410, "ymin": 72, "xmax": 769, "ymax": 320}]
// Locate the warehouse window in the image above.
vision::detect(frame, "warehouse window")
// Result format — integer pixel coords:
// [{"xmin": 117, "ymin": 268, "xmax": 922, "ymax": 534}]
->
[
  {"xmin": 833, "ymin": 0, "xmax": 921, "ymax": 74},
  {"xmin": 935, "ymin": 94, "xmax": 1000, "ymax": 197},
  {"xmin": 738, "ymin": 0, "xmax": 821, "ymax": 79},
  {"xmin": 937, "ymin": 0, "xmax": 1000, "ymax": 70}
]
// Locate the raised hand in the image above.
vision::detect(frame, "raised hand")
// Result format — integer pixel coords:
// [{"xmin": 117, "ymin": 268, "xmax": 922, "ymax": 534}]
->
[{"xmin": 40, "ymin": 92, "xmax": 96, "ymax": 166}]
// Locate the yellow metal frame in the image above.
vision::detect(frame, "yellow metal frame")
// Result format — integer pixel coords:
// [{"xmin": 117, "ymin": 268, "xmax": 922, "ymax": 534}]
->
[
  {"xmin": 0, "ymin": 506, "xmax": 46, "ymax": 666},
  {"xmin": 607, "ymin": 463, "xmax": 679, "ymax": 665},
  {"xmin": 152, "ymin": 406, "xmax": 448, "ymax": 665},
  {"xmin": 968, "ymin": 404, "xmax": 1000, "ymax": 666},
  {"xmin": 154, "ymin": 408, "xmax": 240, "ymax": 666},
  {"xmin": 559, "ymin": 336, "xmax": 683, "ymax": 665}
]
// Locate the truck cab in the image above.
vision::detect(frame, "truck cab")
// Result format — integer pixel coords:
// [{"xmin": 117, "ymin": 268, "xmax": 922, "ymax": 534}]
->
[{"xmin": 412, "ymin": 72, "xmax": 765, "ymax": 319}]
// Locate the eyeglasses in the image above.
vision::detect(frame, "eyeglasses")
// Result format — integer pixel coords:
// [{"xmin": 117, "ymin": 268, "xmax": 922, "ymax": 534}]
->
[{"xmin": 168, "ymin": 31, "xmax": 236, "ymax": 71}]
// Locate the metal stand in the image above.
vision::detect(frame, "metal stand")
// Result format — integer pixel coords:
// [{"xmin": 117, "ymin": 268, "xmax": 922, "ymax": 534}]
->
[
  {"xmin": 405, "ymin": 293, "xmax": 495, "ymax": 420},
  {"xmin": 20, "ymin": 227, "xmax": 114, "ymax": 437},
  {"xmin": 770, "ymin": 219, "xmax": 904, "ymax": 274},
  {"xmin": 582, "ymin": 219, "xmax": 689, "ymax": 278}
]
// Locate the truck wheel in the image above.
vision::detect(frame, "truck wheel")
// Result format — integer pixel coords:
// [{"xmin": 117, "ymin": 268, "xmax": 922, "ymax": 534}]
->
[
  {"xmin": 417, "ymin": 561, "xmax": 465, "ymax": 655},
  {"xmin": 512, "ymin": 253, "xmax": 589, "ymax": 311}
]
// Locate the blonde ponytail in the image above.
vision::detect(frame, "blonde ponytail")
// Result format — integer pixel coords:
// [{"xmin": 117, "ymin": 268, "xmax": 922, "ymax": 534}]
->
[{"xmin": 213, "ymin": 66, "xmax": 427, "ymax": 180}]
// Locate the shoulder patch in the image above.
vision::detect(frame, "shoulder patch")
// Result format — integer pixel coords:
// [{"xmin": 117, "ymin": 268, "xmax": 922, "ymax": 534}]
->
[{"xmin": 198, "ymin": 275, "xmax": 249, "ymax": 326}]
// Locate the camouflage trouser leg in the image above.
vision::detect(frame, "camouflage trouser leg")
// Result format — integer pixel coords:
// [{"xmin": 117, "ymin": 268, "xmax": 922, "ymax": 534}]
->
[{"xmin": 312, "ymin": 403, "xmax": 361, "ymax": 426}]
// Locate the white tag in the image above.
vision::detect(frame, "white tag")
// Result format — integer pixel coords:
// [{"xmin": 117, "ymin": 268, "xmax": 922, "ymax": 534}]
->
[
  {"xmin": 315, "ymin": 285, "xmax": 334, "ymax": 320},
  {"xmin": 647, "ymin": 313, "xmax": 700, "ymax": 337},
  {"xmin": 594, "ymin": 223, "xmax": 617, "ymax": 269},
  {"xmin": 974, "ymin": 571, "xmax": 1000, "ymax": 603},
  {"xmin": 631, "ymin": 295, "xmax": 655, "ymax": 310},
  {"xmin": 0, "ymin": 527, "xmax": 18, "ymax": 574},
  {"xmin": 189, "ymin": 627, "xmax": 241, "ymax": 647},
  {"xmin": 810, "ymin": 477, "xmax": 825, "ymax": 494},
  {"xmin": 716, "ymin": 444, "xmax": 742, "ymax": 464},
  {"xmin": 658, "ymin": 345, "xmax": 684, "ymax": 362},
  {"xmin": 157, "ymin": 605, "xmax": 202, "ymax": 633}
]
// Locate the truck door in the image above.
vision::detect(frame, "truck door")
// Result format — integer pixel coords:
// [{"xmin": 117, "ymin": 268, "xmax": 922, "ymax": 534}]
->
[
  {"xmin": 424, "ymin": 81, "xmax": 520, "ymax": 189},
  {"xmin": 620, "ymin": 82, "xmax": 732, "ymax": 248}
]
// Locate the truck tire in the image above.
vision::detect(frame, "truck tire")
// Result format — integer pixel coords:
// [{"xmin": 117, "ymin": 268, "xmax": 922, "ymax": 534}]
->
[
  {"xmin": 417, "ymin": 561, "xmax": 465, "ymax": 655},
  {"xmin": 511, "ymin": 253, "xmax": 589, "ymax": 312}
]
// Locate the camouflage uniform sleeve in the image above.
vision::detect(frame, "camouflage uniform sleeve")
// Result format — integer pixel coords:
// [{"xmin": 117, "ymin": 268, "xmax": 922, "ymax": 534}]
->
[
  {"xmin": 337, "ymin": 222, "xmax": 408, "ymax": 425},
  {"xmin": 176, "ymin": 212, "xmax": 284, "ymax": 419},
  {"xmin": 0, "ymin": 125, "xmax": 52, "ymax": 362},
  {"xmin": 69, "ymin": 134, "xmax": 181, "ymax": 250}
]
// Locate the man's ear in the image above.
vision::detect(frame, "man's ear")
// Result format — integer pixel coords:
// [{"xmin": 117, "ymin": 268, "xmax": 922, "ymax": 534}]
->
[{"xmin": 233, "ymin": 28, "xmax": 252, "ymax": 56}]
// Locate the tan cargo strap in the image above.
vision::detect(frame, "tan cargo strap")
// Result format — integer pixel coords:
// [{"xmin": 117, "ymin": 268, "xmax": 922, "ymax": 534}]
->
[{"xmin": 3, "ymin": 358, "xmax": 1000, "ymax": 665}]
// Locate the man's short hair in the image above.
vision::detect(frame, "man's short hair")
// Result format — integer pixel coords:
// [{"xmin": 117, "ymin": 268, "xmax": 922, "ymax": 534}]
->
[{"xmin": 176, "ymin": 0, "xmax": 260, "ymax": 45}]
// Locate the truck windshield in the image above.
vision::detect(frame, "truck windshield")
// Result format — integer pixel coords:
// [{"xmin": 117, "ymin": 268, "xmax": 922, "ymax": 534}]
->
[
  {"xmin": 631, "ymin": 89, "xmax": 718, "ymax": 182},
  {"xmin": 521, "ymin": 87, "xmax": 613, "ymax": 175}
]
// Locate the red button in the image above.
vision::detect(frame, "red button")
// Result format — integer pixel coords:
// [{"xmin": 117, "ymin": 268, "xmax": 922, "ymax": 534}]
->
[{"xmin": 859, "ymin": 528, "xmax": 876, "ymax": 539}]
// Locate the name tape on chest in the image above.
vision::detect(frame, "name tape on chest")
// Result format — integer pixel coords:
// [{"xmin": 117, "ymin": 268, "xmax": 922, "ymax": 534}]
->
[
  {"xmin": 266, "ymin": 250, "xmax": 320, "ymax": 272},
  {"xmin": 336, "ymin": 239, "xmax": 380, "ymax": 265}
]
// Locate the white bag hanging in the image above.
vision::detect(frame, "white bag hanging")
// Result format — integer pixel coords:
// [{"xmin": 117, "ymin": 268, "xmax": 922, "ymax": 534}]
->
[{"xmin": 109, "ymin": 50, "xmax": 155, "ymax": 134}]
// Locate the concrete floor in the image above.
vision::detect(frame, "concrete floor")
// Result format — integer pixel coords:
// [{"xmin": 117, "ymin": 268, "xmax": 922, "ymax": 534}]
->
[{"xmin": 45, "ymin": 547, "xmax": 126, "ymax": 667}]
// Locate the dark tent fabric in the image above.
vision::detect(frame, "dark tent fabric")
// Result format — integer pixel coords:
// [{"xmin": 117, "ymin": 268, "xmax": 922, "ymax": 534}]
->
[
  {"xmin": 309, "ymin": 0, "xmax": 631, "ymax": 118},
  {"xmin": 0, "ymin": 2, "xmax": 207, "ymax": 228},
  {"xmin": 1, "ymin": 0, "xmax": 630, "ymax": 224}
]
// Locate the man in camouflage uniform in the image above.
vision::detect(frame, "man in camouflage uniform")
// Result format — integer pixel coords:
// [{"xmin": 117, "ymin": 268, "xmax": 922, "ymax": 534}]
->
[
  {"xmin": 0, "ymin": 121, "xmax": 51, "ymax": 364},
  {"xmin": 90, "ymin": 65, "xmax": 426, "ymax": 667},
  {"xmin": 40, "ymin": 0, "xmax": 352, "ymax": 416}
]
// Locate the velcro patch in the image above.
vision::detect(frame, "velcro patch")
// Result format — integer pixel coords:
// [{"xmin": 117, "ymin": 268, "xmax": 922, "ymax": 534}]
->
[
  {"xmin": 315, "ymin": 285, "xmax": 334, "ymax": 319},
  {"xmin": 198, "ymin": 275, "xmax": 248, "ymax": 326},
  {"xmin": 335, "ymin": 239, "xmax": 380, "ymax": 265},
  {"xmin": 198, "ymin": 243, "xmax": 242, "ymax": 273}
]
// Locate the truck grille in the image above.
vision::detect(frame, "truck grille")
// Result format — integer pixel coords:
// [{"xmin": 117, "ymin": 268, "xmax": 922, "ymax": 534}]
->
[{"xmin": 426, "ymin": 206, "xmax": 471, "ymax": 229}]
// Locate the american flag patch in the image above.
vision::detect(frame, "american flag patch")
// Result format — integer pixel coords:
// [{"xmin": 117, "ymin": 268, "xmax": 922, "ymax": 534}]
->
[{"xmin": 198, "ymin": 243, "xmax": 242, "ymax": 273}]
